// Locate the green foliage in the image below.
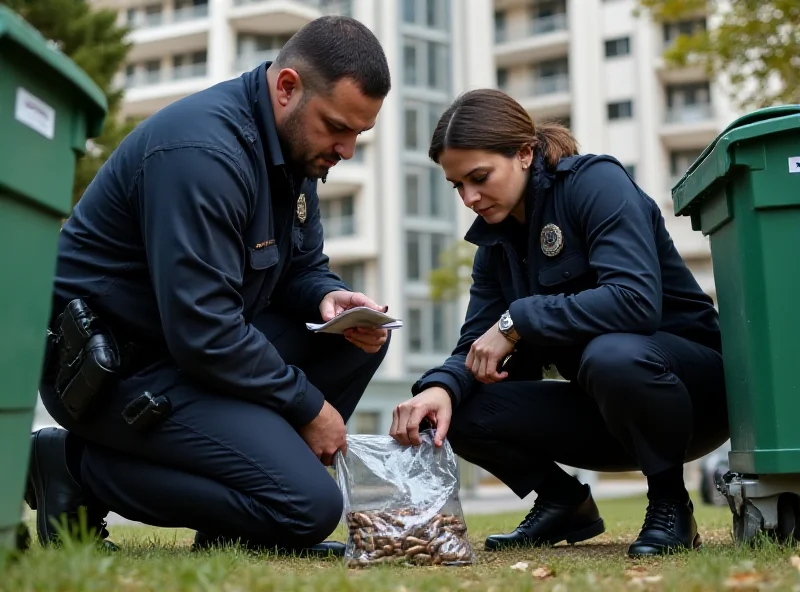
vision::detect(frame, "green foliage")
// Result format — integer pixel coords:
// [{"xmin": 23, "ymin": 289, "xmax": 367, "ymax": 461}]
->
[
  {"xmin": 428, "ymin": 240, "xmax": 477, "ymax": 302},
  {"xmin": 637, "ymin": 0, "xmax": 800, "ymax": 110},
  {"xmin": 4, "ymin": 0, "xmax": 136, "ymax": 206}
]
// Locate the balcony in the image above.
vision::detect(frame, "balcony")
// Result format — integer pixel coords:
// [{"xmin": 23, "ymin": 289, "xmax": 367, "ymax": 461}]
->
[
  {"xmin": 660, "ymin": 103, "xmax": 719, "ymax": 150},
  {"xmin": 494, "ymin": 13, "xmax": 569, "ymax": 68},
  {"xmin": 502, "ymin": 73, "xmax": 571, "ymax": 119},
  {"xmin": 232, "ymin": 49, "xmax": 281, "ymax": 75},
  {"xmin": 126, "ymin": 5, "xmax": 210, "ymax": 62},
  {"xmin": 229, "ymin": 0, "xmax": 322, "ymax": 35},
  {"xmin": 121, "ymin": 63, "xmax": 210, "ymax": 118}
]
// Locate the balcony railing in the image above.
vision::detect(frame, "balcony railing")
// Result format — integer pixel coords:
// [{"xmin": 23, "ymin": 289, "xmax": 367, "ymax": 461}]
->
[
  {"xmin": 503, "ymin": 73, "xmax": 570, "ymax": 98},
  {"xmin": 128, "ymin": 4, "xmax": 209, "ymax": 29},
  {"xmin": 233, "ymin": 49, "xmax": 281, "ymax": 72},
  {"xmin": 495, "ymin": 12, "xmax": 567, "ymax": 43},
  {"xmin": 125, "ymin": 63, "xmax": 208, "ymax": 89},
  {"xmin": 664, "ymin": 103, "xmax": 714, "ymax": 124}
]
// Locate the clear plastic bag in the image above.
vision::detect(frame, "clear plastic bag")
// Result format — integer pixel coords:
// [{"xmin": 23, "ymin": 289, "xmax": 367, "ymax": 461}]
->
[{"xmin": 334, "ymin": 431, "xmax": 475, "ymax": 568}]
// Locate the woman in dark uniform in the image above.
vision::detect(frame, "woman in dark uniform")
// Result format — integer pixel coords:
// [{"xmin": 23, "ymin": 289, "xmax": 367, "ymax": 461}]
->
[{"xmin": 389, "ymin": 89, "xmax": 729, "ymax": 558}]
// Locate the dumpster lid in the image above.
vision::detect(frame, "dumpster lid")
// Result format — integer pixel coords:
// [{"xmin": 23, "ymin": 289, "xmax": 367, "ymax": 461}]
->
[
  {"xmin": 0, "ymin": 5, "xmax": 107, "ymax": 137},
  {"xmin": 672, "ymin": 105, "xmax": 800, "ymax": 216}
]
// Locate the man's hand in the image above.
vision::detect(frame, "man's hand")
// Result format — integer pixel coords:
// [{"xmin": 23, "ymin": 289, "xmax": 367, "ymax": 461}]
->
[
  {"xmin": 319, "ymin": 290, "xmax": 390, "ymax": 354},
  {"xmin": 389, "ymin": 387, "xmax": 452, "ymax": 448},
  {"xmin": 465, "ymin": 321, "xmax": 516, "ymax": 384},
  {"xmin": 298, "ymin": 400, "xmax": 347, "ymax": 466}
]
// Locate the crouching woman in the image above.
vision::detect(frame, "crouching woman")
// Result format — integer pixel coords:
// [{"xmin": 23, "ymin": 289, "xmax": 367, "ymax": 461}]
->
[{"xmin": 389, "ymin": 89, "xmax": 729, "ymax": 558}]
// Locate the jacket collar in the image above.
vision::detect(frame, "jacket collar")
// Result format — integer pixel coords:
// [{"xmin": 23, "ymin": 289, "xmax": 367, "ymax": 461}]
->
[
  {"xmin": 464, "ymin": 151, "xmax": 554, "ymax": 247},
  {"xmin": 247, "ymin": 61, "xmax": 286, "ymax": 168}
]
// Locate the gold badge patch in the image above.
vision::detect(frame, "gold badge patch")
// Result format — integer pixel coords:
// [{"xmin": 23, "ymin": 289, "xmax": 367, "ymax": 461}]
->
[
  {"xmin": 540, "ymin": 223, "xmax": 564, "ymax": 257},
  {"xmin": 296, "ymin": 193, "xmax": 307, "ymax": 224}
]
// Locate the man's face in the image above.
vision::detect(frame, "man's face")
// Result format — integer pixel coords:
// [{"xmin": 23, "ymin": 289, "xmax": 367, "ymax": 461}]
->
[{"xmin": 278, "ymin": 76, "xmax": 383, "ymax": 179}]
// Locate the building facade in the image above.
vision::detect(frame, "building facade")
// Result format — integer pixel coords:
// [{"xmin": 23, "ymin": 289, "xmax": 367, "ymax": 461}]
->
[{"xmin": 493, "ymin": 0, "xmax": 739, "ymax": 301}]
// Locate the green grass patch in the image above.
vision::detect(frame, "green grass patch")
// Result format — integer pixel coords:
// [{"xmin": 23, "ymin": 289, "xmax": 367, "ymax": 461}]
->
[{"xmin": 4, "ymin": 494, "xmax": 800, "ymax": 591}]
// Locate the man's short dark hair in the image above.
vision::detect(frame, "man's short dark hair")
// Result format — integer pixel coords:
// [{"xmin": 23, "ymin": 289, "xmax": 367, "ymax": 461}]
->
[{"xmin": 274, "ymin": 15, "xmax": 391, "ymax": 99}]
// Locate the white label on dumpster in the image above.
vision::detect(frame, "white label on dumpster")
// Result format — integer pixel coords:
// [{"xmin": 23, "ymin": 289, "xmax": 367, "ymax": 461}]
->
[
  {"xmin": 789, "ymin": 156, "xmax": 800, "ymax": 173},
  {"xmin": 14, "ymin": 87, "xmax": 55, "ymax": 140}
]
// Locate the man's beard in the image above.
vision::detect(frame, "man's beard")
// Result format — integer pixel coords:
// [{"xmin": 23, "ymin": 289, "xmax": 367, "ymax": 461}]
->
[{"xmin": 282, "ymin": 106, "xmax": 339, "ymax": 181}]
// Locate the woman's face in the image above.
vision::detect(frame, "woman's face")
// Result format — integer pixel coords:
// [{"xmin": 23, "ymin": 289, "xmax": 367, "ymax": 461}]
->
[{"xmin": 438, "ymin": 147, "xmax": 532, "ymax": 224}]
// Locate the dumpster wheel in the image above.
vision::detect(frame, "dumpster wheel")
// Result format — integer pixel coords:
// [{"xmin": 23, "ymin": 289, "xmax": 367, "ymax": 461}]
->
[{"xmin": 718, "ymin": 471, "xmax": 800, "ymax": 545}]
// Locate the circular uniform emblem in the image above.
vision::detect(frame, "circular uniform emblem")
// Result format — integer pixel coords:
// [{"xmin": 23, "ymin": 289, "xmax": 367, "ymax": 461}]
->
[{"xmin": 540, "ymin": 223, "xmax": 564, "ymax": 257}]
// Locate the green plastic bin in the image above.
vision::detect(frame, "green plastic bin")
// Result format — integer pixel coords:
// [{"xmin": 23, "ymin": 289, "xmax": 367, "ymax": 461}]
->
[
  {"xmin": 672, "ymin": 105, "xmax": 800, "ymax": 476},
  {"xmin": 0, "ymin": 5, "xmax": 107, "ymax": 554}
]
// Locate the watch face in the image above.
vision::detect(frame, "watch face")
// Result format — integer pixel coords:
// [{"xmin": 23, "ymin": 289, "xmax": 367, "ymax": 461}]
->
[{"xmin": 499, "ymin": 314, "xmax": 512, "ymax": 330}]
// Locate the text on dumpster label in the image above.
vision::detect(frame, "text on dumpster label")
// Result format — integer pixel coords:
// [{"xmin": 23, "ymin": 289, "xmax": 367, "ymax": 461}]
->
[
  {"xmin": 789, "ymin": 156, "xmax": 800, "ymax": 173},
  {"xmin": 14, "ymin": 87, "xmax": 55, "ymax": 140}
]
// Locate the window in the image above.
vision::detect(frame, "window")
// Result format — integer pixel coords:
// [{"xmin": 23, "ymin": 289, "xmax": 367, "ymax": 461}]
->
[
  {"xmin": 665, "ymin": 82, "xmax": 712, "ymax": 122},
  {"xmin": 405, "ymin": 166, "xmax": 452, "ymax": 218},
  {"xmin": 406, "ymin": 231, "xmax": 421, "ymax": 280},
  {"xmin": 402, "ymin": 0, "xmax": 416, "ymax": 23},
  {"xmin": 604, "ymin": 36, "xmax": 630, "ymax": 58},
  {"xmin": 534, "ymin": 58, "xmax": 569, "ymax": 95},
  {"xmin": 403, "ymin": 43, "xmax": 417, "ymax": 86},
  {"xmin": 607, "ymin": 100, "xmax": 633, "ymax": 120},
  {"xmin": 494, "ymin": 10, "xmax": 506, "ymax": 42},
  {"xmin": 496, "ymin": 67, "xmax": 509, "ymax": 90},
  {"xmin": 406, "ymin": 231, "xmax": 452, "ymax": 282},
  {"xmin": 331, "ymin": 262, "xmax": 366, "ymax": 293},
  {"xmin": 663, "ymin": 18, "xmax": 706, "ymax": 46},
  {"xmin": 402, "ymin": 0, "xmax": 448, "ymax": 30},
  {"xmin": 320, "ymin": 195, "xmax": 356, "ymax": 237},
  {"xmin": 353, "ymin": 411, "xmax": 381, "ymax": 434},
  {"xmin": 351, "ymin": 144, "xmax": 365, "ymax": 162},
  {"xmin": 403, "ymin": 39, "xmax": 450, "ymax": 92},
  {"xmin": 670, "ymin": 149, "xmax": 703, "ymax": 178},
  {"xmin": 405, "ymin": 173, "xmax": 420, "ymax": 215},
  {"xmin": 404, "ymin": 107, "xmax": 419, "ymax": 150},
  {"xmin": 406, "ymin": 300, "xmax": 455, "ymax": 354}
]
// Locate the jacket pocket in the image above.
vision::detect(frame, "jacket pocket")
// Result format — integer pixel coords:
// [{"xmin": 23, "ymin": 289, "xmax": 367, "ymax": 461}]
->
[
  {"xmin": 248, "ymin": 243, "xmax": 279, "ymax": 270},
  {"xmin": 538, "ymin": 252, "xmax": 591, "ymax": 287}
]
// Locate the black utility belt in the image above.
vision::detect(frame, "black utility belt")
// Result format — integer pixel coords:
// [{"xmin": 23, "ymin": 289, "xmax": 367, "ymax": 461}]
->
[{"xmin": 48, "ymin": 298, "xmax": 172, "ymax": 431}]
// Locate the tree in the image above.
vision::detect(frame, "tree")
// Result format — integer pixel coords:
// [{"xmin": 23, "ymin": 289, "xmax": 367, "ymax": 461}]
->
[
  {"xmin": 429, "ymin": 240, "xmax": 477, "ymax": 302},
  {"xmin": 5, "ymin": 0, "xmax": 136, "ymax": 207},
  {"xmin": 636, "ymin": 0, "xmax": 800, "ymax": 110}
]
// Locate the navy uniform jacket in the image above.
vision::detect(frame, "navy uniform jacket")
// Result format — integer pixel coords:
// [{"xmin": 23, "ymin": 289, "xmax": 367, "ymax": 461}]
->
[
  {"xmin": 50, "ymin": 63, "xmax": 348, "ymax": 427},
  {"xmin": 412, "ymin": 154, "xmax": 721, "ymax": 408}
]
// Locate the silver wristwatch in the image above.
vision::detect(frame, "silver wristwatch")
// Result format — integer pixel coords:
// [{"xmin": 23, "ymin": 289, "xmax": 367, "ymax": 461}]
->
[{"xmin": 498, "ymin": 310, "xmax": 520, "ymax": 344}]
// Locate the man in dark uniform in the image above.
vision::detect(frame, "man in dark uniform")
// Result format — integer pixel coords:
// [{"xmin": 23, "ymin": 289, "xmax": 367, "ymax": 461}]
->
[{"xmin": 27, "ymin": 16, "xmax": 392, "ymax": 555}]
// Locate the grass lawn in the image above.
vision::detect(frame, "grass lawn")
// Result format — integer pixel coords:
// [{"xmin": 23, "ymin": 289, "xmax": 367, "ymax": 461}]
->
[{"xmin": 4, "ymin": 493, "xmax": 800, "ymax": 591}]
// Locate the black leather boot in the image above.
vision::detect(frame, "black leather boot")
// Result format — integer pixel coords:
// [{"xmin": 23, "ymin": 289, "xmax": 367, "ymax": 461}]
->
[
  {"xmin": 484, "ymin": 487, "xmax": 605, "ymax": 550},
  {"xmin": 26, "ymin": 427, "xmax": 117, "ymax": 551},
  {"xmin": 192, "ymin": 531, "xmax": 346, "ymax": 557},
  {"xmin": 627, "ymin": 499, "xmax": 701, "ymax": 557}
]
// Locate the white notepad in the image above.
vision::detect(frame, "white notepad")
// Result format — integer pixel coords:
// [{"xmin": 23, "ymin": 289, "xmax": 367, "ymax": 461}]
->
[{"xmin": 305, "ymin": 306, "xmax": 403, "ymax": 334}]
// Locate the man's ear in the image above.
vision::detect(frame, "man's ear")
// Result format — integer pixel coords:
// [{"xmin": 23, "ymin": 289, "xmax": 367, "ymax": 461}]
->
[{"xmin": 275, "ymin": 68, "xmax": 302, "ymax": 107}]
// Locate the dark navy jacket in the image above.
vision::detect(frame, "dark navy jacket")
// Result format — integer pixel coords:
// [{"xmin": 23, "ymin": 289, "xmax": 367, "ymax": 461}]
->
[
  {"xmin": 50, "ymin": 63, "xmax": 347, "ymax": 427},
  {"xmin": 412, "ymin": 153, "xmax": 721, "ymax": 407}
]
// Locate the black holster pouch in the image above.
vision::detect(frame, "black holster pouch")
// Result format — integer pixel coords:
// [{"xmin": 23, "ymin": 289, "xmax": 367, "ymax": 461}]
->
[{"xmin": 52, "ymin": 299, "xmax": 121, "ymax": 421}]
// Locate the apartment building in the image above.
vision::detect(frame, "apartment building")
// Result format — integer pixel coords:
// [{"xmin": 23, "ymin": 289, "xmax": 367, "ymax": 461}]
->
[
  {"xmin": 94, "ymin": 0, "xmax": 495, "ymax": 437},
  {"xmin": 493, "ymin": 0, "xmax": 740, "ymax": 299}
]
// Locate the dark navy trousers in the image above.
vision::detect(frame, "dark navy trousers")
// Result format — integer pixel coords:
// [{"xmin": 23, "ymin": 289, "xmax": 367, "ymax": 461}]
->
[
  {"xmin": 446, "ymin": 331, "xmax": 730, "ymax": 499},
  {"xmin": 39, "ymin": 308, "xmax": 389, "ymax": 549}
]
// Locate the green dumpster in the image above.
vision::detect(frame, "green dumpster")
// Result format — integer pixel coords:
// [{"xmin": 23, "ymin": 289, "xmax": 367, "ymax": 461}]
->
[
  {"xmin": 0, "ymin": 5, "xmax": 107, "ymax": 554},
  {"xmin": 671, "ymin": 105, "xmax": 800, "ymax": 543}
]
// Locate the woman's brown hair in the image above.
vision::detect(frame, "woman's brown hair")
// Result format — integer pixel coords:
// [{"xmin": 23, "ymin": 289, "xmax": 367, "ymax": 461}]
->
[{"xmin": 428, "ymin": 88, "xmax": 579, "ymax": 169}]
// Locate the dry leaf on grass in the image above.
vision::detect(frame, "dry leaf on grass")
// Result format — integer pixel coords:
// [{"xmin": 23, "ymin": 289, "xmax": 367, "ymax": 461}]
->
[
  {"xmin": 791, "ymin": 556, "xmax": 800, "ymax": 571},
  {"xmin": 532, "ymin": 567, "xmax": 554, "ymax": 579},
  {"xmin": 510, "ymin": 561, "xmax": 529, "ymax": 571},
  {"xmin": 723, "ymin": 571, "xmax": 767, "ymax": 590}
]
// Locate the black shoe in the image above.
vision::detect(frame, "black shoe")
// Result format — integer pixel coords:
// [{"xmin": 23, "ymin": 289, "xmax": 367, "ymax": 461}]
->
[
  {"xmin": 26, "ymin": 427, "xmax": 117, "ymax": 551},
  {"xmin": 627, "ymin": 499, "xmax": 701, "ymax": 557},
  {"xmin": 192, "ymin": 531, "xmax": 346, "ymax": 558},
  {"xmin": 484, "ymin": 487, "xmax": 605, "ymax": 550}
]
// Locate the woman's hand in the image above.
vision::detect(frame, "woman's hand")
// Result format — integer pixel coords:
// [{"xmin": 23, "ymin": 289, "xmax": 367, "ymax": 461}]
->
[
  {"xmin": 466, "ymin": 322, "xmax": 516, "ymax": 384},
  {"xmin": 389, "ymin": 387, "xmax": 452, "ymax": 447}
]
